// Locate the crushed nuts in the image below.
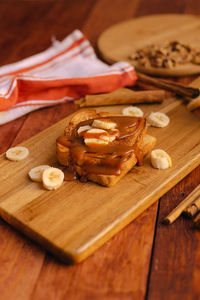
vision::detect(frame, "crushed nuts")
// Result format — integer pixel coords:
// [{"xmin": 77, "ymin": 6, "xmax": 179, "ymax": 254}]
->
[{"xmin": 129, "ymin": 41, "xmax": 200, "ymax": 68}]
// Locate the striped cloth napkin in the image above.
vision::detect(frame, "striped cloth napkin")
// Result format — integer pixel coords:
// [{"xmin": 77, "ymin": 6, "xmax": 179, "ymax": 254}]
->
[{"xmin": 0, "ymin": 30, "xmax": 137, "ymax": 125}]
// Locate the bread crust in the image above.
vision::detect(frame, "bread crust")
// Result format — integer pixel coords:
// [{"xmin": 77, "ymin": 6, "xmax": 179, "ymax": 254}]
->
[{"xmin": 56, "ymin": 109, "xmax": 156, "ymax": 187}]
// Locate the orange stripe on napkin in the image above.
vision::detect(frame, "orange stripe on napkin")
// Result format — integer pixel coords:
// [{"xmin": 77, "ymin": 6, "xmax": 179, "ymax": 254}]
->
[{"xmin": 0, "ymin": 30, "xmax": 137, "ymax": 125}]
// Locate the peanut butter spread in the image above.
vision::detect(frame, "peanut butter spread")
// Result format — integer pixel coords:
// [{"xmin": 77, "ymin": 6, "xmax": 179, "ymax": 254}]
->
[{"xmin": 56, "ymin": 116, "xmax": 146, "ymax": 180}]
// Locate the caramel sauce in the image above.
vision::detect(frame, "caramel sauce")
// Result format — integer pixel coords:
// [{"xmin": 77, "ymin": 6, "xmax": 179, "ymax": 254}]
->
[
  {"xmin": 78, "ymin": 116, "xmax": 139, "ymax": 140},
  {"xmin": 52, "ymin": 161, "xmax": 77, "ymax": 181},
  {"xmin": 84, "ymin": 131, "xmax": 108, "ymax": 140},
  {"xmin": 57, "ymin": 116, "xmax": 146, "ymax": 178},
  {"xmin": 57, "ymin": 136, "xmax": 72, "ymax": 148},
  {"xmin": 62, "ymin": 167, "xmax": 77, "ymax": 181}
]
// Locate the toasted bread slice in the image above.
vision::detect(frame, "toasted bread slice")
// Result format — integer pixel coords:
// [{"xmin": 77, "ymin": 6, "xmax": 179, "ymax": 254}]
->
[
  {"xmin": 56, "ymin": 110, "xmax": 156, "ymax": 187},
  {"xmin": 75, "ymin": 153, "xmax": 137, "ymax": 187},
  {"xmin": 57, "ymin": 133, "xmax": 156, "ymax": 187},
  {"xmin": 139, "ymin": 134, "xmax": 157, "ymax": 157}
]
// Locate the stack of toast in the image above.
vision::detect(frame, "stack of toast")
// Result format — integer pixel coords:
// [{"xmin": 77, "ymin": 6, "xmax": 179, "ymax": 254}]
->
[{"xmin": 56, "ymin": 109, "xmax": 156, "ymax": 187}]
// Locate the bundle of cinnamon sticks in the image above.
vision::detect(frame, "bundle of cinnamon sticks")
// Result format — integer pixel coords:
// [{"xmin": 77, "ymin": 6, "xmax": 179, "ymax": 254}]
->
[
  {"xmin": 74, "ymin": 72, "xmax": 200, "ymax": 109},
  {"xmin": 164, "ymin": 184, "xmax": 200, "ymax": 228}
]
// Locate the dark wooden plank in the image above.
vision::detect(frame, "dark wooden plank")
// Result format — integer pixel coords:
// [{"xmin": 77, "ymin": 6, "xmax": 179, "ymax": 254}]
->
[
  {"xmin": 0, "ymin": 219, "xmax": 44, "ymax": 300},
  {"xmin": 0, "ymin": 0, "xmax": 96, "ymax": 65},
  {"xmin": 147, "ymin": 166, "xmax": 200, "ymax": 300},
  {"xmin": 30, "ymin": 204, "xmax": 158, "ymax": 300},
  {"xmin": 0, "ymin": 116, "xmax": 27, "ymax": 154},
  {"xmin": 185, "ymin": 0, "xmax": 200, "ymax": 14},
  {"xmin": 82, "ymin": 0, "xmax": 141, "ymax": 45},
  {"xmin": 136, "ymin": 0, "xmax": 185, "ymax": 15}
]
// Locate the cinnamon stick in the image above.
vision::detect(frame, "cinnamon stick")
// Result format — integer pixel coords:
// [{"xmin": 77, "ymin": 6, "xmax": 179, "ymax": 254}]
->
[
  {"xmin": 183, "ymin": 185, "xmax": 200, "ymax": 218},
  {"xmin": 137, "ymin": 72, "xmax": 200, "ymax": 98},
  {"xmin": 75, "ymin": 88, "xmax": 165, "ymax": 108},
  {"xmin": 164, "ymin": 185, "xmax": 200, "ymax": 224}
]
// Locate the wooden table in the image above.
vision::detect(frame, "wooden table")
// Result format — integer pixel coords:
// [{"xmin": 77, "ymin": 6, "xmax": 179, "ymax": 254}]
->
[{"xmin": 0, "ymin": 1, "xmax": 200, "ymax": 299}]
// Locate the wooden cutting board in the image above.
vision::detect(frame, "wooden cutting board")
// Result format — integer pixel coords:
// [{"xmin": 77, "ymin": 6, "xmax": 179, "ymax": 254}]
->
[
  {"xmin": 0, "ymin": 78, "xmax": 200, "ymax": 264},
  {"xmin": 98, "ymin": 14, "xmax": 200, "ymax": 77}
]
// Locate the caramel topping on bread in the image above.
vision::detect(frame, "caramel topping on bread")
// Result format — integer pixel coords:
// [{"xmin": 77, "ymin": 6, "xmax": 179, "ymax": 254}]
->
[
  {"xmin": 56, "ymin": 110, "xmax": 156, "ymax": 187},
  {"xmin": 57, "ymin": 115, "xmax": 146, "ymax": 176}
]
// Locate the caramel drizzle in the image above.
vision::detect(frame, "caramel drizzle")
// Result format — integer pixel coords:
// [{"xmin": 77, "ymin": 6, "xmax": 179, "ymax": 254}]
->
[{"xmin": 57, "ymin": 116, "xmax": 145, "ymax": 177}]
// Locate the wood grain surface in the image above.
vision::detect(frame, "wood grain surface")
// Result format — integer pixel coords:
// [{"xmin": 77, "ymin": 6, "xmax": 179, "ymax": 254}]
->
[
  {"xmin": 98, "ymin": 14, "xmax": 200, "ymax": 77},
  {"xmin": 0, "ymin": 0, "xmax": 200, "ymax": 299},
  {"xmin": 1, "ymin": 91, "xmax": 199, "ymax": 263}
]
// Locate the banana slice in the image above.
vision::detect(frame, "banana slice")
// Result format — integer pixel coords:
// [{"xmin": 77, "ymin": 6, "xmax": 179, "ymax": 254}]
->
[
  {"xmin": 6, "ymin": 146, "xmax": 29, "ymax": 161},
  {"xmin": 29, "ymin": 165, "xmax": 50, "ymax": 182},
  {"xmin": 109, "ymin": 129, "xmax": 119, "ymax": 142},
  {"xmin": 42, "ymin": 167, "xmax": 64, "ymax": 190},
  {"xmin": 150, "ymin": 149, "xmax": 172, "ymax": 169},
  {"xmin": 84, "ymin": 128, "xmax": 110, "ymax": 146},
  {"xmin": 92, "ymin": 118, "xmax": 116, "ymax": 130},
  {"xmin": 147, "ymin": 112, "xmax": 169, "ymax": 128},
  {"xmin": 122, "ymin": 106, "xmax": 144, "ymax": 117},
  {"xmin": 77, "ymin": 125, "xmax": 92, "ymax": 135}
]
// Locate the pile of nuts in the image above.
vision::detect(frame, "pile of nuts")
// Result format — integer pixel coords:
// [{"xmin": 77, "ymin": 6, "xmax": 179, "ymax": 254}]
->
[{"xmin": 129, "ymin": 41, "xmax": 200, "ymax": 68}]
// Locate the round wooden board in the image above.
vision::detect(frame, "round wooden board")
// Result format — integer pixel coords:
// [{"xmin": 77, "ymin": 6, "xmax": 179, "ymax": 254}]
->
[{"xmin": 98, "ymin": 14, "xmax": 200, "ymax": 77}]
